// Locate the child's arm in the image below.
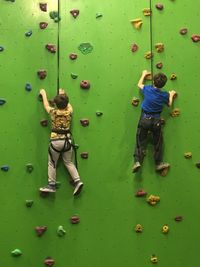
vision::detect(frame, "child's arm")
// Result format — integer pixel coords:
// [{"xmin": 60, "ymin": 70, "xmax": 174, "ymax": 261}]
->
[
  {"xmin": 168, "ymin": 90, "xmax": 177, "ymax": 106},
  {"xmin": 40, "ymin": 89, "xmax": 52, "ymax": 113},
  {"xmin": 137, "ymin": 70, "xmax": 151, "ymax": 89}
]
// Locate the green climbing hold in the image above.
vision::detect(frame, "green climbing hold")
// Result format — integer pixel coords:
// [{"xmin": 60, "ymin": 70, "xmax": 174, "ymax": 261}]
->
[
  {"xmin": 96, "ymin": 13, "xmax": 103, "ymax": 19},
  {"xmin": 71, "ymin": 73, "xmax": 78, "ymax": 79},
  {"xmin": 57, "ymin": 226, "xmax": 66, "ymax": 237},
  {"xmin": 78, "ymin": 43, "xmax": 93, "ymax": 55},
  {"xmin": 26, "ymin": 163, "xmax": 34, "ymax": 173},
  {"xmin": 55, "ymin": 181, "xmax": 61, "ymax": 189},
  {"xmin": 26, "ymin": 200, "xmax": 34, "ymax": 207},
  {"xmin": 11, "ymin": 249, "xmax": 22, "ymax": 257},
  {"xmin": 49, "ymin": 11, "xmax": 61, "ymax": 22}
]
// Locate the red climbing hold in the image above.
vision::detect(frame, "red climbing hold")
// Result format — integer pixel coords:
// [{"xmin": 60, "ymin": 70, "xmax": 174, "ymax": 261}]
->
[
  {"xmin": 39, "ymin": 22, "xmax": 48, "ymax": 29},
  {"xmin": 81, "ymin": 152, "xmax": 89, "ymax": 159},
  {"xmin": 70, "ymin": 215, "xmax": 80, "ymax": 224},
  {"xmin": 191, "ymin": 34, "xmax": 200, "ymax": 43},
  {"xmin": 70, "ymin": 9, "xmax": 80, "ymax": 18},
  {"xmin": 135, "ymin": 189, "xmax": 147, "ymax": 197},
  {"xmin": 37, "ymin": 69, "xmax": 47, "ymax": 80},
  {"xmin": 131, "ymin": 43, "xmax": 138, "ymax": 53},
  {"xmin": 44, "ymin": 257, "xmax": 55, "ymax": 267},
  {"xmin": 80, "ymin": 119, "xmax": 89, "ymax": 127},
  {"xmin": 155, "ymin": 3, "xmax": 164, "ymax": 10},
  {"xmin": 80, "ymin": 80, "xmax": 90, "ymax": 89},
  {"xmin": 69, "ymin": 53, "xmax": 78, "ymax": 60},
  {"xmin": 46, "ymin": 44, "xmax": 56, "ymax": 53},
  {"xmin": 35, "ymin": 226, "xmax": 47, "ymax": 236},
  {"xmin": 39, "ymin": 3, "xmax": 47, "ymax": 12}
]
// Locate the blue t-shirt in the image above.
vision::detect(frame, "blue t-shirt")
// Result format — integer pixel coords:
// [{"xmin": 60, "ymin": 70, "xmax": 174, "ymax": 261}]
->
[{"xmin": 141, "ymin": 85, "xmax": 169, "ymax": 113}]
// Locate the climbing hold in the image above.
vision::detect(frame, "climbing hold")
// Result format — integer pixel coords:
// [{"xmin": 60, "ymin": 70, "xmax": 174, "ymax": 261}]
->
[
  {"xmin": 130, "ymin": 18, "xmax": 143, "ymax": 29},
  {"xmin": 5, "ymin": 0, "xmax": 15, "ymax": 2},
  {"xmin": 80, "ymin": 152, "xmax": 89, "ymax": 159},
  {"xmin": 175, "ymin": 216, "xmax": 183, "ymax": 222},
  {"xmin": 69, "ymin": 53, "xmax": 78, "ymax": 60},
  {"xmin": 57, "ymin": 226, "xmax": 66, "ymax": 237},
  {"xmin": 155, "ymin": 3, "xmax": 164, "ymax": 10},
  {"xmin": 191, "ymin": 34, "xmax": 200, "ymax": 43},
  {"xmin": 46, "ymin": 44, "xmax": 56, "ymax": 53},
  {"xmin": 160, "ymin": 118, "xmax": 165, "ymax": 125},
  {"xmin": 162, "ymin": 224, "xmax": 169, "ymax": 234},
  {"xmin": 155, "ymin": 43, "xmax": 164, "ymax": 53},
  {"xmin": 80, "ymin": 80, "xmax": 90, "ymax": 89},
  {"xmin": 55, "ymin": 181, "xmax": 61, "ymax": 189},
  {"xmin": 35, "ymin": 226, "xmax": 47, "ymax": 236},
  {"xmin": 151, "ymin": 255, "xmax": 158, "ymax": 264},
  {"xmin": 1, "ymin": 165, "xmax": 9, "ymax": 171},
  {"xmin": 96, "ymin": 13, "xmax": 103, "ymax": 19},
  {"xmin": 131, "ymin": 43, "xmax": 138, "ymax": 53},
  {"xmin": 143, "ymin": 8, "xmax": 151, "ymax": 16},
  {"xmin": 74, "ymin": 144, "xmax": 79, "ymax": 149},
  {"xmin": 71, "ymin": 73, "xmax": 78, "ymax": 79},
  {"xmin": 147, "ymin": 195, "xmax": 160, "ymax": 206},
  {"xmin": 0, "ymin": 99, "xmax": 6, "ymax": 105},
  {"xmin": 156, "ymin": 62, "xmax": 163, "ymax": 69},
  {"xmin": 144, "ymin": 51, "xmax": 153, "ymax": 59},
  {"xmin": 171, "ymin": 108, "xmax": 180, "ymax": 117},
  {"xmin": 11, "ymin": 249, "xmax": 22, "ymax": 257},
  {"xmin": 135, "ymin": 224, "xmax": 143, "ymax": 233},
  {"xmin": 39, "ymin": 22, "xmax": 48, "ymax": 29},
  {"xmin": 37, "ymin": 69, "xmax": 47, "ymax": 80},
  {"xmin": 195, "ymin": 162, "xmax": 200, "ymax": 169},
  {"xmin": 25, "ymin": 200, "xmax": 34, "ymax": 207},
  {"xmin": 70, "ymin": 215, "xmax": 80, "ymax": 224},
  {"xmin": 70, "ymin": 9, "xmax": 79, "ymax": 18},
  {"xmin": 26, "ymin": 163, "xmax": 34, "ymax": 173},
  {"xmin": 25, "ymin": 83, "xmax": 32, "ymax": 92},
  {"xmin": 96, "ymin": 111, "xmax": 103, "ymax": 116},
  {"xmin": 170, "ymin": 73, "xmax": 177, "ymax": 80},
  {"xmin": 44, "ymin": 257, "xmax": 55, "ymax": 267},
  {"xmin": 25, "ymin": 30, "xmax": 32, "ymax": 37},
  {"xmin": 49, "ymin": 11, "xmax": 61, "ymax": 22},
  {"xmin": 78, "ymin": 43, "xmax": 93, "ymax": 55},
  {"xmin": 184, "ymin": 152, "xmax": 192, "ymax": 159},
  {"xmin": 135, "ymin": 189, "xmax": 147, "ymax": 197},
  {"xmin": 0, "ymin": 46, "xmax": 4, "ymax": 52},
  {"xmin": 131, "ymin": 97, "xmax": 140, "ymax": 107},
  {"xmin": 40, "ymin": 119, "xmax": 48, "ymax": 127},
  {"xmin": 39, "ymin": 3, "xmax": 47, "ymax": 12},
  {"xmin": 179, "ymin": 28, "xmax": 188, "ymax": 35},
  {"xmin": 80, "ymin": 119, "xmax": 89, "ymax": 127}
]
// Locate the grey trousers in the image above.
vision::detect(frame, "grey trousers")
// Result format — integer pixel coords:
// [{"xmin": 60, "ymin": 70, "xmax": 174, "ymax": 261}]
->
[{"xmin": 48, "ymin": 139, "xmax": 80, "ymax": 185}]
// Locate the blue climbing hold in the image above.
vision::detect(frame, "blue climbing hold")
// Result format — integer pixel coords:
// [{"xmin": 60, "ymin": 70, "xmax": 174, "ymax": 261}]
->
[
  {"xmin": 0, "ymin": 99, "xmax": 6, "ymax": 105},
  {"xmin": 0, "ymin": 46, "xmax": 4, "ymax": 52},
  {"xmin": 1, "ymin": 165, "xmax": 9, "ymax": 172},
  {"xmin": 25, "ymin": 30, "xmax": 32, "ymax": 37},
  {"xmin": 25, "ymin": 83, "xmax": 32, "ymax": 92}
]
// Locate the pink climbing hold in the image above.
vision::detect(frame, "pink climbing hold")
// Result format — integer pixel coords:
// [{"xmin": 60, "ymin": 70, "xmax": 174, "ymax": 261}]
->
[
  {"xmin": 69, "ymin": 53, "xmax": 78, "ymax": 60},
  {"xmin": 155, "ymin": 3, "xmax": 164, "ymax": 10},
  {"xmin": 135, "ymin": 189, "xmax": 147, "ymax": 197},
  {"xmin": 191, "ymin": 34, "xmax": 200, "ymax": 43},
  {"xmin": 80, "ymin": 119, "xmax": 89, "ymax": 127},
  {"xmin": 37, "ymin": 69, "xmax": 47, "ymax": 80},
  {"xmin": 70, "ymin": 9, "xmax": 80, "ymax": 18},
  {"xmin": 46, "ymin": 44, "xmax": 56, "ymax": 53},
  {"xmin": 39, "ymin": 22, "xmax": 48, "ymax": 29},
  {"xmin": 44, "ymin": 257, "xmax": 55, "ymax": 267},
  {"xmin": 80, "ymin": 152, "xmax": 89, "ymax": 159},
  {"xmin": 131, "ymin": 43, "xmax": 138, "ymax": 53},
  {"xmin": 80, "ymin": 80, "xmax": 90, "ymax": 89},
  {"xmin": 39, "ymin": 3, "xmax": 47, "ymax": 12},
  {"xmin": 35, "ymin": 226, "xmax": 47, "ymax": 236}
]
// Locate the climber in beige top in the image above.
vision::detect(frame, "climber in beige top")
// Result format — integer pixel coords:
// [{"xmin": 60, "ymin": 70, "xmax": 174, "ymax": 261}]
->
[{"xmin": 39, "ymin": 88, "xmax": 83, "ymax": 196}]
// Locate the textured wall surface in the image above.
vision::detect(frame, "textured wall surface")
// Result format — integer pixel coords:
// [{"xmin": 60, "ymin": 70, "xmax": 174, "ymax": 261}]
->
[{"xmin": 0, "ymin": 0, "xmax": 200, "ymax": 266}]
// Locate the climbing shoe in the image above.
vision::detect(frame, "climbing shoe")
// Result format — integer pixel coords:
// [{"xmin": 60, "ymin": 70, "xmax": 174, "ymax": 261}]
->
[
  {"xmin": 132, "ymin": 161, "xmax": 141, "ymax": 173},
  {"xmin": 155, "ymin": 162, "xmax": 170, "ymax": 171},
  {"xmin": 73, "ymin": 181, "xmax": 84, "ymax": 196},
  {"xmin": 39, "ymin": 184, "xmax": 56, "ymax": 193}
]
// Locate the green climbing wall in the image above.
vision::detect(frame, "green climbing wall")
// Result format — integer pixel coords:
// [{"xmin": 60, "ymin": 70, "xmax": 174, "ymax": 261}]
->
[{"xmin": 0, "ymin": 0, "xmax": 200, "ymax": 266}]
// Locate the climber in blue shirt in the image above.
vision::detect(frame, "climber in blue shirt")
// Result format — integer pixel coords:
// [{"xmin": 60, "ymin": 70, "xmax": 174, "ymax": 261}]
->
[{"xmin": 132, "ymin": 70, "xmax": 176, "ymax": 173}]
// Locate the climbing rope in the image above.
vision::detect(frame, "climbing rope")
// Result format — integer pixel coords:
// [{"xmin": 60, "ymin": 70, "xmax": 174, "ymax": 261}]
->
[
  {"xmin": 57, "ymin": 0, "xmax": 60, "ymax": 94},
  {"xmin": 149, "ymin": 0, "xmax": 154, "ymax": 85}
]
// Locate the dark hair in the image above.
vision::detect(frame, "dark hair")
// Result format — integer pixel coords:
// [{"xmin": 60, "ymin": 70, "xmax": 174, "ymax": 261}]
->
[
  {"xmin": 153, "ymin": 73, "xmax": 167, "ymax": 88},
  {"xmin": 54, "ymin": 94, "xmax": 69, "ymax": 109}
]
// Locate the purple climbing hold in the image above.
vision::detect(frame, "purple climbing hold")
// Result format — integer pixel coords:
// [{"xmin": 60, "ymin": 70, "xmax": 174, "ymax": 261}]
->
[
  {"xmin": 1, "ymin": 165, "xmax": 9, "ymax": 171},
  {"xmin": 46, "ymin": 44, "xmax": 56, "ymax": 53},
  {"xmin": 155, "ymin": 3, "xmax": 164, "ymax": 10},
  {"xmin": 80, "ymin": 80, "xmax": 90, "ymax": 89},
  {"xmin": 40, "ymin": 119, "xmax": 48, "ymax": 127},
  {"xmin": 37, "ymin": 69, "xmax": 47, "ymax": 80},
  {"xmin": 39, "ymin": 3, "xmax": 47, "ymax": 12},
  {"xmin": 69, "ymin": 53, "xmax": 78, "ymax": 60},
  {"xmin": 70, "ymin": 9, "xmax": 80, "ymax": 18},
  {"xmin": 25, "ymin": 30, "xmax": 32, "ymax": 37},
  {"xmin": 39, "ymin": 22, "xmax": 48, "ymax": 29},
  {"xmin": 35, "ymin": 226, "xmax": 47, "ymax": 236},
  {"xmin": 0, "ymin": 99, "xmax": 6, "ymax": 105},
  {"xmin": 80, "ymin": 152, "xmax": 89, "ymax": 159},
  {"xmin": 44, "ymin": 257, "xmax": 55, "ymax": 267},
  {"xmin": 80, "ymin": 119, "xmax": 89, "ymax": 127}
]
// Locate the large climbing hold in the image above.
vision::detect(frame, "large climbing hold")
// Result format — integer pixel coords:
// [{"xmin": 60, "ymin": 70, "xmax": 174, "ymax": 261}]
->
[
  {"xmin": 80, "ymin": 80, "xmax": 90, "ymax": 89},
  {"xmin": 39, "ymin": 3, "xmax": 47, "ymax": 12},
  {"xmin": 0, "ymin": 99, "xmax": 6, "ymax": 105},
  {"xmin": 70, "ymin": 9, "xmax": 80, "ymax": 18},
  {"xmin": 11, "ymin": 249, "xmax": 22, "ymax": 257},
  {"xmin": 191, "ymin": 34, "xmax": 200, "ymax": 43},
  {"xmin": 44, "ymin": 257, "xmax": 55, "ymax": 267},
  {"xmin": 130, "ymin": 18, "xmax": 143, "ymax": 29},
  {"xmin": 46, "ymin": 44, "xmax": 56, "ymax": 53},
  {"xmin": 37, "ymin": 69, "xmax": 47, "ymax": 80},
  {"xmin": 35, "ymin": 226, "xmax": 47, "ymax": 236},
  {"xmin": 39, "ymin": 22, "xmax": 48, "ymax": 29},
  {"xmin": 78, "ymin": 43, "xmax": 93, "ymax": 55},
  {"xmin": 147, "ymin": 195, "xmax": 160, "ymax": 206},
  {"xmin": 155, "ymin": 43, "xmax": 164, "ymax": 53}
]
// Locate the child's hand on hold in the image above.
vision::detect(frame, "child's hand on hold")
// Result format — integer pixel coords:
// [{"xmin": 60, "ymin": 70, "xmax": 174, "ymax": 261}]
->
[
  {"xmin": 40, "ymin": 89, "xmax": 46, "ymax": 96},
  {"xmin": 169, "ymin": 90, "xmax": 177, "ymax": 99},
  {"xmin": 142, "ymin": 70, "xmax": 151, "ymax": 78}
]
